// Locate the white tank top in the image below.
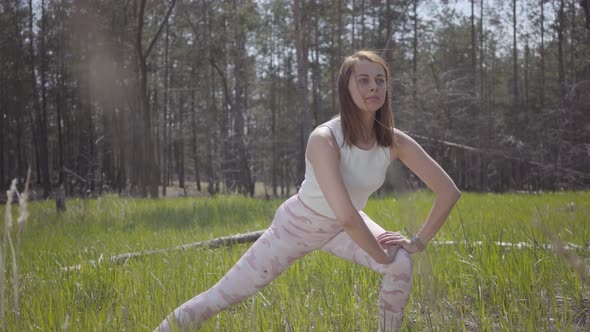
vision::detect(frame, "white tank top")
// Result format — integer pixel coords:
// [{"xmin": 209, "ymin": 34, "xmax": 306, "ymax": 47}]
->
[{"xmin": 297, "ymin": 117, "xmax": 391, "ymax": 219}]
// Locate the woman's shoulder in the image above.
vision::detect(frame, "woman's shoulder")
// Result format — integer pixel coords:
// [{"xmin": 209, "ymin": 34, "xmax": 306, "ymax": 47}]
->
[
  {"xmin": 311, "ymin": 116, "xmax": 342, "ymax": 142},
  {"xmin": 393, "ymin": 128, "xmax": 417, "ymax": 147},
  {"xmin": 308, "ymin": 117, "xmax": 343, "ymax": 150},
  {"xmin": 310, "ymin": 125, "xmax": 333, "ymax": 140},
  {"xmin": 307, "ymin": 124, "xmax": 341, "ymax": 160},
  {"xmin": 317, "ymin": 115, "xmax": 341, "ymax": 130},
  {"xmin": 390, "ymin": 128, "xmax": 419, "ymax": 160}
]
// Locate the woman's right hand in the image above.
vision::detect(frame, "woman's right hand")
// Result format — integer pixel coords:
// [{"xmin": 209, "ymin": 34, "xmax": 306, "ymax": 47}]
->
[{"xmin": 377, "ymin": 231, "xmax": 421, "ymax": 255}]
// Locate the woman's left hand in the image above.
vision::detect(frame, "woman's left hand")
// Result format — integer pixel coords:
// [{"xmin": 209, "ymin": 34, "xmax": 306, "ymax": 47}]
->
[{"xmin": 376, "ymin": 231, "xmax": 420, "ymax": 254}]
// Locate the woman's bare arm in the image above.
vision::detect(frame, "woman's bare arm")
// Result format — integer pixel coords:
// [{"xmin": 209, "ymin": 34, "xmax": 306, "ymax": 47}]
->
[{"xmin": 390, "ymin": 129, "xmax": 461, "ymax": 250}]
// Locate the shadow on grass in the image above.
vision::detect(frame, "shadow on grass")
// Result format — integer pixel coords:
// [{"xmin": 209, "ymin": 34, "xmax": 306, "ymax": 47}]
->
[
  {"xmin": 138, "ymin": 207, "xmax": 203, "ymax": 230},
  {"xmin": 137, "ymin": 199, "xmax": 276, "ymax": 231}
]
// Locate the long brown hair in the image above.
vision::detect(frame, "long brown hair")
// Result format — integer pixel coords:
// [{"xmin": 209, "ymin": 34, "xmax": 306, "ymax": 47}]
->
[{"xmin": 337, "ymin": 50, "xmax": 395, "ymax": 148}]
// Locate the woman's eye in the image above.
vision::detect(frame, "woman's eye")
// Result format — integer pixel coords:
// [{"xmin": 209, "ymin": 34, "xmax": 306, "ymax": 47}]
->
[
  {"xmin": 359, "ymin": 78, "xmax": 369, "ymax": 84},
  {"xmin": 376, "ymin": 78, "xmax": 385, "ymax": 85}
]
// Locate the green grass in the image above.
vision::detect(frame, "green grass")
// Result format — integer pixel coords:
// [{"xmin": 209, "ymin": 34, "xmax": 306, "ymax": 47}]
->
[{"xmin": 1, "ymin": 191, "xmax": 589, "ymax": 331}]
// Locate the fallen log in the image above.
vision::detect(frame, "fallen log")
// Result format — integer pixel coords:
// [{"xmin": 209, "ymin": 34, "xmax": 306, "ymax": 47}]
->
[
  {"xmin": 62, "ymin": 229, "xmax": 266, "ymax": 271},
  {"xmin": 110, "ymin": 229, "xmax": 266, "ymax": 263}
]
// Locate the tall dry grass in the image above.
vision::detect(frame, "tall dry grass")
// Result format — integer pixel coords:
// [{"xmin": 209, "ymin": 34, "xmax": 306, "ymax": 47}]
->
[{"xmin": 1, "ymin": 169, "xmax": 30, "ymax": 332}]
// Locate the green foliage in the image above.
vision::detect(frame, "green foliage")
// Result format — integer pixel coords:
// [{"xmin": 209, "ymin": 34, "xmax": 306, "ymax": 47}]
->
[{"xmin": 0, "ymin": 192, "xmax": 588, "ymax": 331}]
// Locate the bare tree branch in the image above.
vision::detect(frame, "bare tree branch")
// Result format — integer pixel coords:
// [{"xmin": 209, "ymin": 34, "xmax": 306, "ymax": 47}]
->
[
  {"xmin": 381, "ymin": 0, "xmax": 412, "ymax": 57},
  {"xmin": 144, "ymin": 0, "xmax": 177, "ymax": 59},
  {"xmin": 409, "ymin": 133, "xmax": 590, "ymax": 180}
]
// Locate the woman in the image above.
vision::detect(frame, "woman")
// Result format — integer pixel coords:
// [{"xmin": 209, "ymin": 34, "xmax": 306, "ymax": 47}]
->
[{"xmin": 155, "ymin": 50, "xmax": 460, "ymax": 331}]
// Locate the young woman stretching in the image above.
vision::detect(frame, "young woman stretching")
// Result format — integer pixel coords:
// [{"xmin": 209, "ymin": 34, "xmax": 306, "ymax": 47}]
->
[{"xmin": 155, "ymin": 50, "xmax": 461, "ymax": 331}]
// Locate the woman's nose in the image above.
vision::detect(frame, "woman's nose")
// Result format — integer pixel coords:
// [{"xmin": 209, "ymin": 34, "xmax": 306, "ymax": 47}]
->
[{"xmin": 369, "ymin": 81, "xmax": 377, "ymax": 91}]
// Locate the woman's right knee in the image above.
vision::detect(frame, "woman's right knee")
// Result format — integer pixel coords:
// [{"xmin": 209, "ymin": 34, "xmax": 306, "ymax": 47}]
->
[{"xmin": 383, "ymin": 249, "xmax": 413, "ymax": 281}]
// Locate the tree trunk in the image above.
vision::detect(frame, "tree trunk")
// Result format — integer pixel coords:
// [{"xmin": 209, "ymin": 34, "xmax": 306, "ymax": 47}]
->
[
  {"xmin": 360, "ymin": 0, "xmax": 366, "ymax": 48},
  {"xmin": 554, "ymin": 0, "xmax": 570, "ymax": 174},
  {"xmin": 154, "ymin": 86, "xmax": 162, "ymax": 190},
  {"xmin": 167, "ymin": 72, "xmax": 176, "ymax": 188},
  {"xmin": 480, "ymin": 0, "xmax": 485, "ymax": 106},
  {"xmin": 177, "ymin": 96, "xmax": 185, "ymax": 191},
  {"xmin": 412, "ymin": 0, "xmax": 418, "ymax": 114},
  {"xmin": 134, "ymin": 0, "xmax": 176, "ymax": 198},
  {"xmin": 270, "ymin": 25, "xmax": 278, "ymax": 197},
  {"xmin": 471, "ymin": 0, "xmax": 477, "ymax": 96},
  {"xmin": 569, "ymin": 0, "xmax": 576, "ymax": 87},
  {"xmin": 284, "ymin": 54, "xmax": 295, "ymax": 195},
  {"xmin": 511, "ymin": 0, "xmax": 519, "ymax": 131},
  {"xmin": 524, "ymin": 36, "xmax": 530, "ymax": 125},
  {"xmin": 568, "ymin": 0, "xmax": 576, "ymax": 147},
  {"xmin": 162, "ymin": 19, "xmax": 170, "ymax": 197},
  {"xmin": 11, "ymin": 0, "xmax": 26, "ymax": 187},
  {"xmin": 384, "ymin": 0, "xmax": 392, "ymax": 61},
  {"xmin": 217, "ymin": 12, "xmax": 232, "ymax": 194},
  {"xmin": 335, "ymin": 0, "xmax": 343, "ymax": 111},
  {"xmin": 78, "ymin": 49, "xmax": 95, "ymax": 195},
  {"xmin": 311, "ymin": 0, "xmax": 321, "ymax": 125},
  {"xmin": 205, "ymin": 6, "xmax": 217, "ymax": 195},
  {"xmin": 557, "ymin": 0, "xmax": 566, "ymax": 102},
  {"xmin": 29, "ymin": 0, "xmax": 50, "ymax": 197},
  {"xmin": 56, "ymin": 21, "xmax": 65, "ymax": 186},
  {"xmin": 540, "ymin": 0, "xmax": 545, "ymax": 107},
  {"xmin": 190, "ymin": 55, "xmax": 201, "ymax": 192},
  {"xmin": 351, "ymin": 0, "xmax": 356, "ymax": 50},
  {"xmin": 0, "ymin": 16, "xmax": 9, "ymax": 187},
  {"xmin": 233, "ymin": 0, "xmax": 253, "ymax": 196},
  {"xmin": 293, "ymin": 0, "xmax": 310, "ymax": 186},
  {"xmin": 39, "ymin": 0, "xmax": 50, "ymax": 197}
]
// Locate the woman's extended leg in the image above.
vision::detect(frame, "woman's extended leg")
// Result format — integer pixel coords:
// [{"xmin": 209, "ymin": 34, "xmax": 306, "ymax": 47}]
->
[
  {"xmin": 155, "ymin": 196, "xmax": 339, "ymax": 332},
  {"xmin": 155, "ymin": 219, "xmax": 305, "ymax": 330},
  {"xmin": 320, "ymin": 211, "xmax": 413, "ymax": 332}
]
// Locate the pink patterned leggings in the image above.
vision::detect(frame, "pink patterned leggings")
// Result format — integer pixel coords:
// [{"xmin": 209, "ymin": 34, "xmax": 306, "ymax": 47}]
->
[{"xmin": 156, "ymin": 195, "xmax": 413, "ymax": 332}]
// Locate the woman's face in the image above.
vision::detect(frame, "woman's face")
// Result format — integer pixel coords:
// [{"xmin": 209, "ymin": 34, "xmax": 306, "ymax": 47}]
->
[{"xmin": 347, "ymin": 59, "xmax": 387, "ymax": 114}]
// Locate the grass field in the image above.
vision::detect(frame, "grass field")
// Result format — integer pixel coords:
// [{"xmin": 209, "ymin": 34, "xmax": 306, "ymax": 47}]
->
[{"xmin": 1, "ymin": 191, "xmax": 589, "ymax": 331}]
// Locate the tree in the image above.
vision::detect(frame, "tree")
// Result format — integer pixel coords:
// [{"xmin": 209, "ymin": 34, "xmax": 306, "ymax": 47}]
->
[
  {"xmin": 292, "ymin": 0, "xmax": 310, "ymax": 185},
  {"xmin": 28, "ymin": 0, "xmax": 50, "ymax": 198},
  {"xmin": 471, "ymin": 0, "xmax": 477, "ymax": 96},
  {"xmin": 512, "ymin": 0, "xmax": 519, "ymax": 113},
  {"xmin": 132, "ymin": 0, "xmax": 176, "ymax": 197}
]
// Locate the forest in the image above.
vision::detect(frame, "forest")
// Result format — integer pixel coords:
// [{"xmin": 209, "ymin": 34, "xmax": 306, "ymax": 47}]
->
[{"xmin": 1, "ymin": 0, "xmax": 589, "ymax": 199}]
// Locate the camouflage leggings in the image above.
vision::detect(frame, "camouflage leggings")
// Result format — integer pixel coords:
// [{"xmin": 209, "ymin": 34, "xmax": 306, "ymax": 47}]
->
[{"xmin": 155, "ymin": 195, "xmax": 413, "ymax": 332}]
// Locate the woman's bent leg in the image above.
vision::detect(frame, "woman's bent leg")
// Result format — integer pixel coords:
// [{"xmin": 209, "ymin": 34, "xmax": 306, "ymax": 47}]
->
[
  {"xmin": 320, "ymin": 212, "xmax": 413, "ymax": 332},
  {"xmin": 155, "ymin": 196, "xmax": 335, "ymax": 331}
]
